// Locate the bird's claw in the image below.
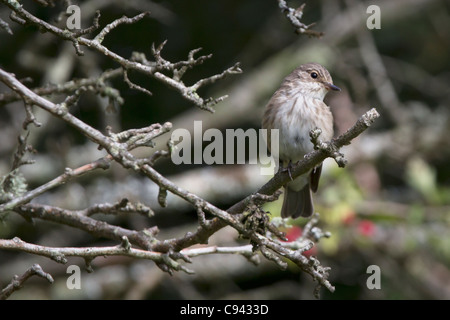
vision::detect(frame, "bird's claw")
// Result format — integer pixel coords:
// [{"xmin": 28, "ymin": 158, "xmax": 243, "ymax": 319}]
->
[{"xmin": 279, "ymin": 161, "xmax": 294, "ymax": 181}]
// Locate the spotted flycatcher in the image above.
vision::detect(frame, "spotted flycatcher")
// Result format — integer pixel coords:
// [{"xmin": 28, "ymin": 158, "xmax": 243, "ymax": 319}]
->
[{"xmin": 262, "ymin": 62, "xmax": 340, "ymax": 218}]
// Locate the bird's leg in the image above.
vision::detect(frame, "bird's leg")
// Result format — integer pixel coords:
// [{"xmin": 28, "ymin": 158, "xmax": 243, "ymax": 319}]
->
[
  {"xmin": 279, "ymin": 160, "xmax": 294, "ymax": 181},
  {"xmin": 286, "ymin": 160, "xmax": 294, "ymax": 181}
]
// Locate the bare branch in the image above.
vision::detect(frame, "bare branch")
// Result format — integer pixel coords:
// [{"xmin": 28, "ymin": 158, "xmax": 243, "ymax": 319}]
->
[
  {"xmin": 71, "ymin": 10, "xmax": 101, "ymax": 37},
  {"xmin": 94, "ymin": 12, "xmax": 150, "ymax": 44},
  {"xmin": 0, "ymin": 155, "xmax": 112, "ymax": 210},
  {"xmin": 82, "ymin": 198, "xmax": 154, "ymax": 218},
  {"xmin": 13, "ymin": 204, "xmax": 158, "ymax": 250},
  {"xmin": 0, "ymin": 2, "xmax": 240, "ymax": 111},
  {"xmin": 191, "ymin": 62, "xmax": 243, "ymax": 90},
  {"xmin": 0, "ymin": 237, "xmax": 194, "ymax": 275},
  {"xmin": 0, "ymin": 17, "xmax": 13, "ymax": 35},
  {"xmin": 123, "ymin": 69, "xmax": 153, "ymax": 96},
  {"xmin": 181, "ymin": 244, "xmax": 260, "ymax": 264},
  {"xmin": 0, "ymin": 68, "xmax": 123, "ymax": 106},
  {"xmin": 277, "ymin": 0, "xmax": 324, "ymax": 37},
  {"xmin": 0, "ymin": 264, "xmax": 54, "ymax": 300}
]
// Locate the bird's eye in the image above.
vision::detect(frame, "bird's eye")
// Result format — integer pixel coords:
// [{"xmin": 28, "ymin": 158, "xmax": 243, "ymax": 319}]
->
[{"xmin": 310, "ymin": 72, "xmax": 318, "ymax": 79}]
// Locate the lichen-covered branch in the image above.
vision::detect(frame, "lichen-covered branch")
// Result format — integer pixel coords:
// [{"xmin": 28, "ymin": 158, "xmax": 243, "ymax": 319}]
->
[
  {"xmin": 0, "ymin": 68, "xmax": 123, "ymax": 106},
  {"xmin": 0, "ymin": 237, "xmax": 194, "ymax": 275},
  {"xmin": 0, "ymin": 264, "xmax": 54, "ymax": 300},
  {"xmin": 277, "ymin": 0, "xmax": 324, "ymax": 37},
  {"xmin": 0, "ymin": 1, "xmax": 241, "ymax": 111}
]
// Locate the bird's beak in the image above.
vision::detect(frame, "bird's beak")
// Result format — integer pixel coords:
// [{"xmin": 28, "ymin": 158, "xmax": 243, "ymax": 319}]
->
[{"xmin": 324, "ymin": 82, "xmax": 341, "ymax": 91}]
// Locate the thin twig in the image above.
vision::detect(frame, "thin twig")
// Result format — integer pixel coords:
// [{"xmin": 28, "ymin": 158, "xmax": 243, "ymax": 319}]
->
[
  {"xmin": 0, "ymin": 237, "xmax": 194, "ymax": 275},
  {"xmin": 1, "ymin": 2, "xmax": 241, "ymax": 110},
  {"xmin": 0, "ymin": 264, "xmax": 54, "ymax": 300},
  {"xmin": 277, "ymin": 0, "xmax": 324, "ymax": 37}
]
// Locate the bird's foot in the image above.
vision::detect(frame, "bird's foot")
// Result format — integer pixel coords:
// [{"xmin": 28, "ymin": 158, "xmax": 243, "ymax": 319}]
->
[{"xmin": 279, "ymin": 160, "xmax": 294, "ymax": 181}]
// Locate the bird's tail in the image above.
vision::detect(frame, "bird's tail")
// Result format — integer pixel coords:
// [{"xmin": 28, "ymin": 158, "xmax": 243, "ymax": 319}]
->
[{"xmin": 281, "ymin": 184, "xmax": 314, "ymax": 218}]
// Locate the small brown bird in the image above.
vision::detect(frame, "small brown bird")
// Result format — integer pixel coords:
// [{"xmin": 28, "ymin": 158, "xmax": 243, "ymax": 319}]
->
[{"xmin": 262, "ymin": 62, "xmax": 340, "ymax": 218}]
